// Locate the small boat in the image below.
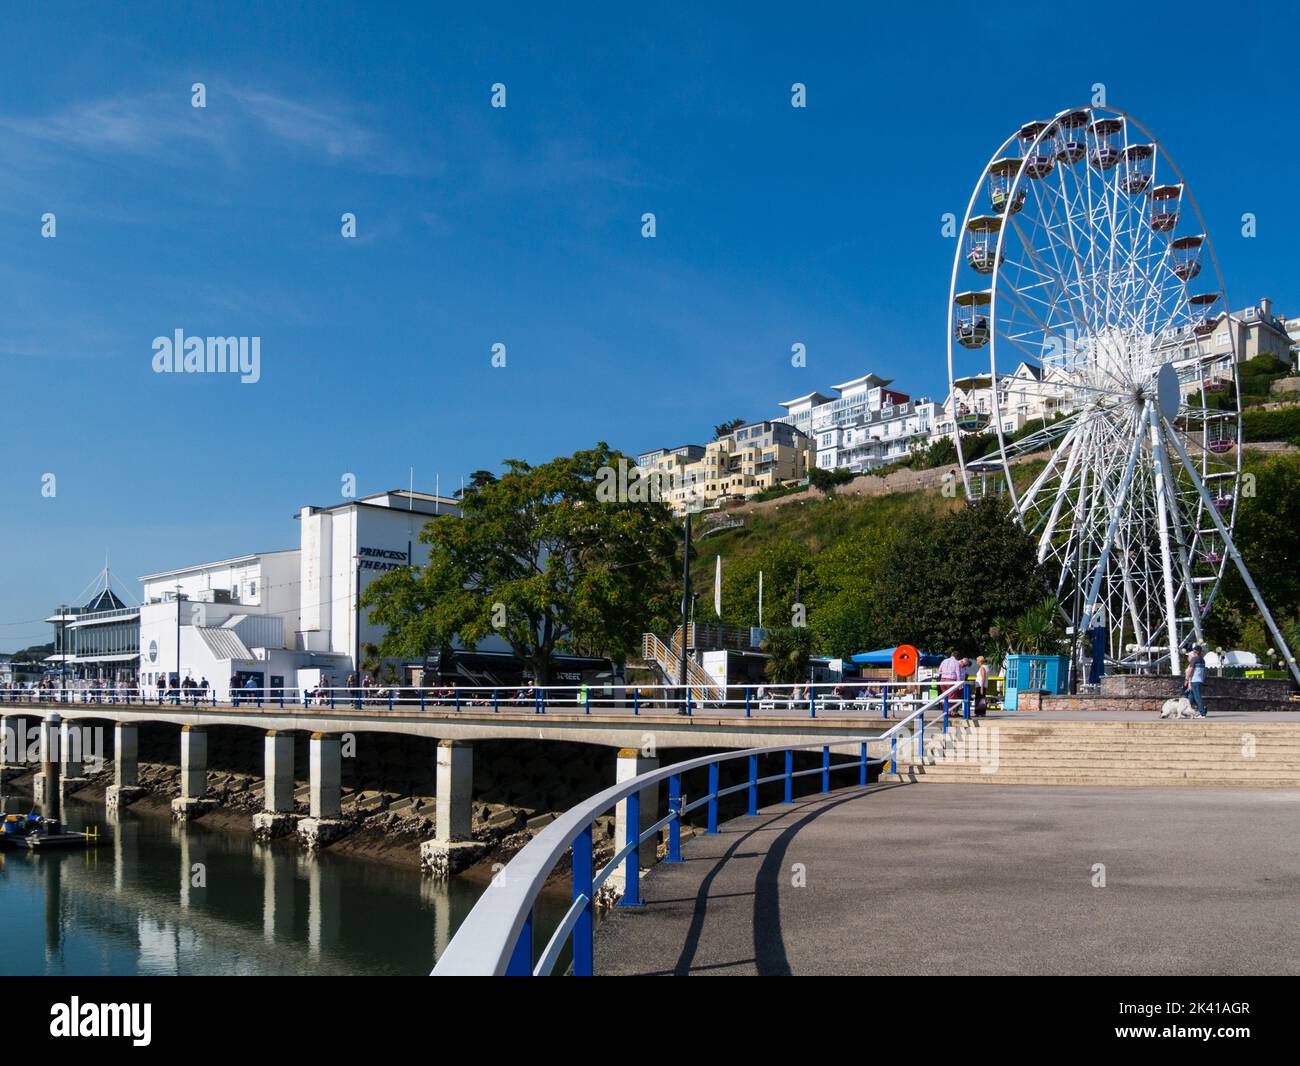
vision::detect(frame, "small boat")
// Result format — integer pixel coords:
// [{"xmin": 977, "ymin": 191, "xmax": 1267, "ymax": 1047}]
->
[{"xmin": 0, "ymin": 812, "xmax": 101, "ymax": 850}]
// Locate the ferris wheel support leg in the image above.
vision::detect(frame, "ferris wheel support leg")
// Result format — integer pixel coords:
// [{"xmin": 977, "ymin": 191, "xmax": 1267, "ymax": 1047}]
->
[
  {"xmin": 1077, "ymin": 415, "xmax": 1147, "ymax": 671},
  {"xmin": 1162, "ymin": 413, "xmax": 1300, "ymax": 689},
  {"xmin": 1155, "ymin": 421, "xmax": 1206, "ymax": 649},
  {"xmin": 1148, "ymin": 404, "xmax": 1183, "ymax": 676}
]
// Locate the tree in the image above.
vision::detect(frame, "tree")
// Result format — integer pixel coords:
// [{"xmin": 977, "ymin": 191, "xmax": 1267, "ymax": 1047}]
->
[
  {"xmin": 761, "ymin": 627, "xmax": 814, "ymax": 683},
  {"xmin": 808, "ymin": 466, "xmax": 854, "ymax": 492},
  {"xmin": 1204, "ymin": 452, "xmax": 1300, "ymax": 656},
  {"xmin": 713, "ymin": 418, "xmax": 746, "ymax": 439},
  {"xmin": 870, "ymin": 498, "xmax": 1054, "ymax": 654},
  {"xmin": 360, "ymin": 443, "xmax": 679, "ymax": 683}
]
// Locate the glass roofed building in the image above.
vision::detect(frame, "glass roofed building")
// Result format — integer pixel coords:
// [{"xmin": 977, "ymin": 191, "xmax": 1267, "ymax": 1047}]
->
[{"xmin": 45, "ymin": 570, "xmax": 141, "ymax": 684}]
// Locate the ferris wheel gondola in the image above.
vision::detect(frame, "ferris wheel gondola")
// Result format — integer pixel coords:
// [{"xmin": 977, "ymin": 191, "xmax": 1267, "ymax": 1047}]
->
[{"xmin": 946, "ymin": 103, "xmax": 1300, "ymax": 686}]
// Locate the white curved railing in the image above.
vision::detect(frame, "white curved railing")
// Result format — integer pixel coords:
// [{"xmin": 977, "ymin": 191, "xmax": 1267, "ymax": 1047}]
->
[{"xmin": 431, "ymin": 681, "xmax": 968, "ymax": 976}]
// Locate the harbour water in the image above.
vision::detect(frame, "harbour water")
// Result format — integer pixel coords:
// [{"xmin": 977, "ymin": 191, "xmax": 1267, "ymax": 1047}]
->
[{"xmin": 0, "ymin": 792, "xmax": 559, "ymax": 976}]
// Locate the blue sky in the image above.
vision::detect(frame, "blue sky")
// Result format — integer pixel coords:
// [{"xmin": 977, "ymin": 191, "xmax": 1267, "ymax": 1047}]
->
[{"xmin": 2, "ymin": 0, "xmax": 1297, "ymax": 649}]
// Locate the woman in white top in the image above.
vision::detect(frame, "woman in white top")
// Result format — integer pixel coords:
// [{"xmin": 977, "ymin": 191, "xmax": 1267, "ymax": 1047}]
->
[{"xmin": 974, "ymin": 656, "xmax": 989, "ymax": 717}]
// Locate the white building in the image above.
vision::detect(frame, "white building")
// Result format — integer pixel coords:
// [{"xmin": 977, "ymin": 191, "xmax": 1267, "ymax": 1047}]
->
[
  {"xmin": 934, "ymin": 361, "xmax": 1077, "ymax": 441},
  {"xmin": 137, "ymin": 489, "xmax": 468, "ymax": 701},
  {"xmin": 778, "ymin": 374, "xmax": 938, "ymax": 473}
]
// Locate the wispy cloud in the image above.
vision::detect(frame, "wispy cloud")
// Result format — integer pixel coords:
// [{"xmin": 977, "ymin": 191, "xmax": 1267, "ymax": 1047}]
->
[{"xmin": 0, "ymin": 84, "xmax": 410, "ymax": 174}]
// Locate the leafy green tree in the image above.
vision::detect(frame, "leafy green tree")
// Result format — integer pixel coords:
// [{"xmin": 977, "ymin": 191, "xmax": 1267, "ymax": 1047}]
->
[
  {"xmin": 808, "ymin": 466, "xmax": 855, "ymax": 492},
  {"xmin": 760, "ymin": 627, "xmax": 814, "ymax": 683},
  {"xmin": 1205, "ymin": 452, "xmax": 1300, "ymax": 657},
  {"xmin": 870, "ymin": 498, "xmax": 1054, "ymax": 654},
  {"xmin": 360, "ymin": 443, "xmax": 679, "ymax": 683},
  {"xmin": 718, "ymin": 540, "xmax": 812, "ymax": 629}
]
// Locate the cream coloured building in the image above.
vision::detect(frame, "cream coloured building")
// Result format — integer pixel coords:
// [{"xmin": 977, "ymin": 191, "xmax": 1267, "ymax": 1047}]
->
[{"xmin": 636, "ymin": 421, "xmax": 813, "ymax": 515}]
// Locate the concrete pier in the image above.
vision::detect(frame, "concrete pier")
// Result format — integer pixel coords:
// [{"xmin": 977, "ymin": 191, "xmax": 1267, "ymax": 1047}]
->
[
  {"xmin": 0, "ymin": 715, "xmax": 26, "ymax": 786},
  {"xmin": 253, "ymin": 730, "xmax": 298, "ymax": 839},
  {"xmin": 608, "ymin": 748, "xmax": 659, "ymax": 897},
  {"xmin": 421, "ymin": 739, "xmax": 485, "ymax": 877},
  {"xmin": 58, "ymin": 719, "xmax": 90, "ymax": 797},
  {"xmin": 171, "ymin": 725, "xmax": 214, "ymax": 821},
  {"xmin": 32, "ymin": 715, "xmax": 60, "ymax": 807},
  {"xmin": 106, "ymin": 722, "xmax": 146, "ymax": 814},
  {"xmin": 298, "ymin": 733, "xmax": 347, "ymax": 849}
]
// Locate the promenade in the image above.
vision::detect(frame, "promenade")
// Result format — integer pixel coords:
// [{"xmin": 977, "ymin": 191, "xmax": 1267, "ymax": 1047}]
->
[{"xmin": 595, "ymin": 783, "xmax": 1300, "ymax": 975}]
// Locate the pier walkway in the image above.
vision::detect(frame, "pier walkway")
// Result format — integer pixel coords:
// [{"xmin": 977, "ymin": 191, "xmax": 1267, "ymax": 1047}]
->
[{"xmin": 595, "ymin": 782, "xmax": 1300, "ymax": 975}]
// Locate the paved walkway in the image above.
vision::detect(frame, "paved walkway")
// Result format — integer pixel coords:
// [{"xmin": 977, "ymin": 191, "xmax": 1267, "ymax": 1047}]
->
[{"xmin": 595, "ymin": 783, "xmax": 1300, "ymax": 975}]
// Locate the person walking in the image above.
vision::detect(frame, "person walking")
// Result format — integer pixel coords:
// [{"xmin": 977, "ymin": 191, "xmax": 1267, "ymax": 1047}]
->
[
  {"xmin": 973, "ymin": 655, "xmax": 989, "ymax": 717},
  {"xmin": 1185, "ymin": 646, "xmax": 1207, "ymax": 717},
  {"xmin": 938, "ymin": 650, "xmax": 963, "ymax": 699}
]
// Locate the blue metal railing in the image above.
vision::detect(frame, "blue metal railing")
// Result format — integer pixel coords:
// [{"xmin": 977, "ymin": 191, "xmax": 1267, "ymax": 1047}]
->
[
  {"xmin": 431, "ymin": 681, "xmax": 966, "ymax": 976},
  {"xmin": 0, "ymin": 679, "xmax": 963, "ymax": 721}
]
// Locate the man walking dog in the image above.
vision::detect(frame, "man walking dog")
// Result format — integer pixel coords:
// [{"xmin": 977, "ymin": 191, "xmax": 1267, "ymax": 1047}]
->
[{"xmin": 1185, "ymin": 646, "xmax": 1207, "ymax": 718}]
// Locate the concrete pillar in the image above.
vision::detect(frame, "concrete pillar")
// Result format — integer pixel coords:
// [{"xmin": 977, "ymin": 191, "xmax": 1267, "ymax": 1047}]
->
[
  {"xmin": 32, "ymin": 714, "xmax": 61, "ymax": 809},
  {"xmin": 253, "ymin": 730, "xmax": 298, "ymax": 839},
  {"xmin": 59, "ymin": 720, "xmax": 85, "ymax": 779},
  {"xmin": 106, "ymin": 722, "xmax": 146, "ymax": 814},
  {"xmin": 309, "ymin": 733, "xmax": 341, "ymax": 819},
  {"xmin": 0, "ymin": 715, "xmax": 24, "ymax": 786},
  {"xmin": 180, "ymin": 726, "xmax": 207, "ymax": 799},
  {"xmin": 171, "ymin": 726, "xmax": 212, "ymax": 821},
  {"xmin": 420, "ymin": 740, "xmax": 485, "ymax": 877},
  {"xmin": 297, "ymin": 733, "xmax": 346, "ymax": 849},
  {"xmin": 114, "ymin": 722, "xmax": 139, "ymax": 787},
  {"xmin": 264, "ymin": 731, "xmax": 295, "ymax": 813},
  {"xmin": 615, "ymin": 748, "xmax": 660, "ymax": 872},
  {"xmin": 435, "ymin": 740, "xmax": 473, "ymax": 842}
]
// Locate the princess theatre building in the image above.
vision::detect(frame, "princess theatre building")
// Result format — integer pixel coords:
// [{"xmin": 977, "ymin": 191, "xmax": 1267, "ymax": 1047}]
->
[{"xmin": 136, "ymin": 489, "xmax": 520, "ymax": 701}]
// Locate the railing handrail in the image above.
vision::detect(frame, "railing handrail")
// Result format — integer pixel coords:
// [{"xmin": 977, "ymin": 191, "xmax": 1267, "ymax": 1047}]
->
[{"xmin": 430, "ymin": 679, "xmax": 967, "ymax": 976}]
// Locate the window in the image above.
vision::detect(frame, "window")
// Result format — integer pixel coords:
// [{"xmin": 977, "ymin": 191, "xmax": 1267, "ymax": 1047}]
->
[{"xmin": 249, "ymin": 581, "xmax": 257, "ymax": 599}]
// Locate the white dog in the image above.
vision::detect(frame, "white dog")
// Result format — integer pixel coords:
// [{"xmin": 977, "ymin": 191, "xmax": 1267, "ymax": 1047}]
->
[{"xmin": 1160, "ymin": 696, "xmax": 1195, "ymax": 719}]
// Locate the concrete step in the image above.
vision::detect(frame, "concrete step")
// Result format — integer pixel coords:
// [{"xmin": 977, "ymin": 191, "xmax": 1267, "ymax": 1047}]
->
[
  {"xmin": 899, "ymin": 762, "xmax": 1300, "ymax": 778},
  {"xmin": 881, "ymin": 771, "xmax": 1300, "ymax": 787}
]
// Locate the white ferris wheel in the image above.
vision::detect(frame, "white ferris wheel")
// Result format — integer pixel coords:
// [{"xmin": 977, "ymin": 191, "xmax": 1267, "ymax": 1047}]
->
[{"xmin": 945, "ymin": 104, "xmax": 1299, "ymax": 685}]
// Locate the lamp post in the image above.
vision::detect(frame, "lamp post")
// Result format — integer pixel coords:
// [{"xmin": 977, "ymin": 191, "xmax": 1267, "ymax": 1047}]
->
[
  {"xmin": 175, "ymin": 583, "xmax": 183, "ymax": 704},
  {"xmin": 678, "ymin": 513, "xmax": 691, "ymax": 714}
]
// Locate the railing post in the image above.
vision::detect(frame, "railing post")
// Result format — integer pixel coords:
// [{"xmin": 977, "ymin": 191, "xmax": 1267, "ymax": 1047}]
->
[
  {"xmin": 821, "ymin": 746, "xmax": 830, "ymax": 793},
  {"xmin": 619, "ymin": 791, "xmax": 641, "ymax": 907},
  {"xmin": 667, "ymin": 774, "xmax": 682, "ymax": 862},
  {"xmin": 706, "ymin": 763, "xmax": 719, "ymax": 833},
  {"xmin": 882, "ymin": 686, "xmax": 889, "ymax": 719},
  {"xmin": 859, "ymin": 741, "xmax": 868, "ymax": 786},
  {"xmin": 890, "ymin": 734, "xmax": 897, "ymax": 774},
  {"xmin": 572, "ymin": 826, "xmax": 594, "ymax": 976},
  {"xmin": 963, "ymin": 682, "xmax": 971, "ymax": 721},
  {"xmin": 505, "ymin": 910, "xmax": 533, "ymax": 976},
  {"xmin": 745, "ymin": 686, "xmax": 751, "ymax": 717},
  {"xmin": 809, "ymin": 686, "xmax": 816, "ymax": 718},
  {"xmin": 747, "ymin": 754, "xmax": 758, "ymax": 816},
  {"xmin": 534, "ymin": 687, "xmax": 540, "ymax": 715},
  {"xmin": 455, "ymin": 689, "xmax": 461, "ymax": 713},
  {"xmin": 784, "ymin": 749, "xmax": 793, "ymax": 803},
  {"xmin": 330, "ymin": 686, "xmax": 336, "ymax": 709},
  {"xmin": 493, "ymin": 688, "xmax": 499, "ymax": 713},
  {"xmin": 686, "ymin": 688, "xmax": 692, "ymax": 716},
  {"xmin": 633, "ymin": 688, "xmax": 639, "ymax": 716},
  {"xmin": 420, "ymin": 688, "xmax": 426, "ymax": 713}
]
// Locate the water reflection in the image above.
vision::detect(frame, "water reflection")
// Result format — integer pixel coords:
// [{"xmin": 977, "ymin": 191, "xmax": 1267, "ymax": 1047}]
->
[{"xmin": 0, "ymin": 791, "xmax": 552, "ymax": 976}]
